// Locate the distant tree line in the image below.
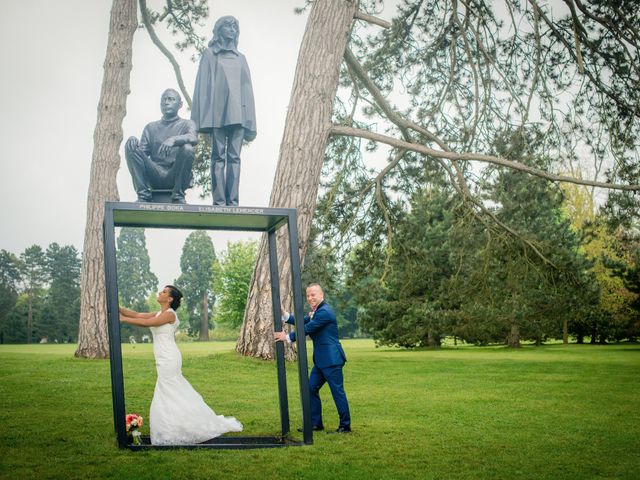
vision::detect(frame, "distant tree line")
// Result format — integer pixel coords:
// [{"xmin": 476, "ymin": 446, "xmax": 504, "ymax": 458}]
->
[
  {"xmin": 114, "ymin": 228, "xmax": 259, "ymax": 343},
  {"xmin": 0, "ymin": 229, "xmax": 260, "ymax": 345},
  {"xmin": 0, "ymin": 244, "xmax": 81, "ymax": 344}
]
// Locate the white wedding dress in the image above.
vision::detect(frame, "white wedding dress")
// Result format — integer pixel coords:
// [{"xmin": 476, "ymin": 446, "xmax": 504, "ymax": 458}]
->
[{"xmin": 149, "ymin": 309, "xmax": 243, "ymax": 445}]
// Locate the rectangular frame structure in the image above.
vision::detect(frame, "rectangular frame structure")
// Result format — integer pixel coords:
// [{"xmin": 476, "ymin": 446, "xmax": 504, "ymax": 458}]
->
[{"xmin": 103, "ymin": 202, "xmax": 313, "ymax": 449}]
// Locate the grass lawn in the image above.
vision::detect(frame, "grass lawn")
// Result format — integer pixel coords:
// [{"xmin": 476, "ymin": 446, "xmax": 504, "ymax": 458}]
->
[{"xmin": 1, "ymin": 340, "xmax": 638, "ymax": 479}]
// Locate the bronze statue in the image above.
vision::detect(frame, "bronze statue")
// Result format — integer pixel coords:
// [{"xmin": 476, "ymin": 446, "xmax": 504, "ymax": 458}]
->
[
  {"xmin": 191, "ymin": 16, "xmax": 257, "ymax": 206},
  {"xmin": 125, "ymin": 89, "xmax": 197, "ymax": 203}
]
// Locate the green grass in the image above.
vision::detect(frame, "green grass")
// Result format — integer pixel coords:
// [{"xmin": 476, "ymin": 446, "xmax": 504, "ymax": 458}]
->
[{"xmin": 1, "ymin": 340, "xmax": 639, "ymax": 479}]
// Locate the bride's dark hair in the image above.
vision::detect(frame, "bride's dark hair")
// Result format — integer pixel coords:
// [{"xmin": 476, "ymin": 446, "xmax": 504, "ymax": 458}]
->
[{"xmin": 165, "ymin": 285, "xmax": 183, "ymax": 310}]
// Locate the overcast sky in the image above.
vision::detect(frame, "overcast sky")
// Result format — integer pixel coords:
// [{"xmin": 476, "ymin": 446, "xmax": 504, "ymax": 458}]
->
[{"xmin": 0, "ymin": 0, "xmax": 311, "ymax": 283}]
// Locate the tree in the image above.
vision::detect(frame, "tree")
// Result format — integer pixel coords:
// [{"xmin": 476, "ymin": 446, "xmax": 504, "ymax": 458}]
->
[
  {"xmin": 116, "ymin": 228, "xmax": 158, "ymax": 342},
  {"xmin": 346, "ymin": 128, "xmax": 598, "ymax": 348},
  {"xmin": 347, "ymin": 187, "xmax": 462, "ymax": 348},
  {"xmin": 175, "ymin": 231, "xmax": 216, "ymax": 340},
  {"xmin": 577, "ymin": 222, "xmax": 639, "ymax": 343},
  {"xmin": 4, "ymin": 294, "xmax": 36, "ymax": 343},
  {"xmin": 303, "ymin": 228, "xmax": 361, "ymax": 338},
  {"xmin": 213, "ymin": 240, "xmax": 257, "ymax": 330},
  {"xmin": 0, "ymin": 250, "xmax": 22, "ymax": 344},
  {"xmin": 238, "ymin": 0, "xmax": 640, "ymax": 358},
  {"xmin": 75, "ymin": 0, "xmax": 216, "ymax": 356},
  {"xmin": 116, "ymin": 228, "xmax": 158, "ymax": 311},
  {"xmin": 76, "ymin": 0, "xmax": 137, "ymax": 359},
  {"xmin": 237, "ymin": 0, "xmax": 358, "ymax": 360},
  {"xmin": 137, "ymin": 0, "xmax": 209, "ymax": 109},
  {"xmin": 77, "ymin": 1, "xmax": 640, "ymax": 358},
  {"xmin": 19, "ymin": 245, "xmax": 48, "ymax": 344},
  {"xmin": 45, "ymin": 244, "xmax": 82, "ymax": 343}
]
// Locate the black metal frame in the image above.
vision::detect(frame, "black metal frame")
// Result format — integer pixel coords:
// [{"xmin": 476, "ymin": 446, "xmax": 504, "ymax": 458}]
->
[{"xmin": 103, "ymin": 202, "xmax": 313, "ymax": 449}]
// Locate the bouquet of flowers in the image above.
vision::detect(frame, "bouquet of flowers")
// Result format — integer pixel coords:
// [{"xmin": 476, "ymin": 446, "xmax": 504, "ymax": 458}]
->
[{"xmin": 126, "ymin": 413, "xmax": 143, "ymax": 445}]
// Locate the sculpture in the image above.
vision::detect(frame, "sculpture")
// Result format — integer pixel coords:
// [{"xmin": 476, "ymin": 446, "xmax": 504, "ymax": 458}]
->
[
  {"xmin": 125, "ymin": 89, "xmax": 197, "ymax": 203},
  {"xmin": 191, "ymin": 16, "xmax": 257, "ymax": 206}
]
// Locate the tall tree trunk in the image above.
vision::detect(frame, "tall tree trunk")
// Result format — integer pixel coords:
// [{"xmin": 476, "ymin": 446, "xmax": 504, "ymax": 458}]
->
[
  {"xmin": 199, "ymin": 292, "xmax": 209, "ymax": 341},
  {"xmin": 75, "ymin": 0, "xmax": 137, "ymax": 359},
  {"xmin": 237, "ymin": 0, "xmax": 357, "ymax": 360},
  {"xmin": 507, "ymin": 322, "xmax": 521, "ymax": 348},
  {"xmin": 562, "ymin": 318, "xmax": 568, "ymax": 344},
  {"xmin": 27, "ymin": 293, "xmax": 33, "ymax": 344}
]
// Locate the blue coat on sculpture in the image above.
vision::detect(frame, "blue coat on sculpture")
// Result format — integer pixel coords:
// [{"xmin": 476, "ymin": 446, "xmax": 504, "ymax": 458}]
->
[{"xmin": 277, "ymin": 284, "xmax": 351, "ymax": 433}]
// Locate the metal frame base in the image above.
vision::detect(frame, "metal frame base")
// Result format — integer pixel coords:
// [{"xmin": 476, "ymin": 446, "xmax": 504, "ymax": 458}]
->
[{"xmin": 126, "ymin": 435, "xmax": 304, "ymax": 450}]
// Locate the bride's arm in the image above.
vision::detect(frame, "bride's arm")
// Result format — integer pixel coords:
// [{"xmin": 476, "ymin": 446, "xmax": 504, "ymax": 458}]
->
[
  {"xmin": 120, "ymin": 310, "xmax": 176, "ymax": 327},
  {"xmin": 119, "ymin": 306, "xmax": 156, "ymax": 319}
]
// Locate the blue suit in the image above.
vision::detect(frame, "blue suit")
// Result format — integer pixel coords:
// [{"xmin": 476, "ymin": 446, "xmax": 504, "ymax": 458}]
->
[{"xmin": 287, "ymin": 301, "xmax": 351, "ymax": 429}]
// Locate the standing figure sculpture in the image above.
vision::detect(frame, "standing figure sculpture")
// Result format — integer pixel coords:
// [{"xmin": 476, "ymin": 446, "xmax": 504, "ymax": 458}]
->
[
  {"xmin": 125, "ymin": 89, "xmax": 197, "ymax": 203},
  {"xmin": 191, "ymin": 16, "xmax": 257, "ymax": 206}
]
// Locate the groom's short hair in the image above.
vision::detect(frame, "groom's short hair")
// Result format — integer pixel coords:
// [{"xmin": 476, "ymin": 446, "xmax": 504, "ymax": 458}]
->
[{"xmin": 306, "ymin": 283, "xmax": 323, "ymax": 292}]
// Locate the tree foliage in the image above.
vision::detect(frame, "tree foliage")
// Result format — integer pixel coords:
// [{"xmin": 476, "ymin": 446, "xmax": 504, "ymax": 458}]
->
[
  {"xmin": 0, "ymin": 250, "xmax": 22, "ymax": 344},
  {"xmin": 45, "ymin": 244, "xmax": 82, "ymax": 343},
  {"xmin": 320, "ymin": 0, "xmax": 639, "ymax": 264},
  {"xmin": 302, "ymin": 229, "xmax": 361, "ymax": 338},
  {"xmin": 298, "ymin": 0, "xmax": 639, "ymax": 348},
  {"xmin": 116, "ymin": 228, "xmax": 158, "ymax": 311},
  {"xmin": 1, "ymin": 244, "xmax": 82, "ymax": 344},
  {"xmin": 348, "ymin": 171, "xmax": 598, "ymax": 347},
  {"xmin": 19, "ymin": 245, "xmax": 48, "ymax": 344},
  {"xmin": 116, "ymin": 227, "xmax": 157, "ymax": 342},
  {"xmin": 175, "ymin": 231, "xmax": 216, "ymax": 339},
  {"xmin": 212, "ymin": 240, "xmax": 257, "ymax": 329}
]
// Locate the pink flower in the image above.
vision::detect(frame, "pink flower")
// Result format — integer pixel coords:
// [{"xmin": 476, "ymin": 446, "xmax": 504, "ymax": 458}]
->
[{"xmin": 125, "ymin": 413, "xmax": 143, "ymax": 433}]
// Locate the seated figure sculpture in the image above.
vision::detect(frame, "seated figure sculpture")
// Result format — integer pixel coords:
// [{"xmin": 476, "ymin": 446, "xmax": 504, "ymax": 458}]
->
[{"xmin": 125, "ymin": 89, "xmax": 197, "ymax": 203}]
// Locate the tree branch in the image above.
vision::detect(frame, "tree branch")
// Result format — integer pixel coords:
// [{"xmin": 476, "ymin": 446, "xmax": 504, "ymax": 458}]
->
[
  {"xmin": 345, "ymin": 44, "xmax": 561, "ymax": 268},
  {"xmin": 354, "ymin": 11, "xmax": 391, "ymax": 28},
  {"xmin": 344, "ymin": 48, "xmax": 449, "ymax": 151},
  {"xmin": 139, "ymin": 0, "xmax": 192, "ymax": 108},
  {"xmin": 330, "ymin": 124, "xmax": 640, "ymax": 191},
  {"xmin": 530, "ymin": 0, "xmax": 638, "ymax": 119}
]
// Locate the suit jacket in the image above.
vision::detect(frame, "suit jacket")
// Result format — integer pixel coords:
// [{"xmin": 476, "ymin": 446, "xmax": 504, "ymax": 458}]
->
[{"xmin": 287, "ymin": 301, "xmax": 346, "ymax": 369}]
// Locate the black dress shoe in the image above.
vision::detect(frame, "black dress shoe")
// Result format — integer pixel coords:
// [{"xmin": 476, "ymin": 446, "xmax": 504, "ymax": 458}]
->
[
  {"xmin": 297, "ymin": 425, "xmax": 324, "ymax": 432},
  {"xmin": 327, "ymin": 426, "xmax": 351, "ymax": 434}
]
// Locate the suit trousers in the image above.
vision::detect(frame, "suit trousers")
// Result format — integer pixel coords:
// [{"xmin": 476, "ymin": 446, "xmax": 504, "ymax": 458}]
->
[
  {"xmin": 309, "ymin": 363, "xmax": 351, "ymax": 428},
  {"xmin": 211, "ymin": 125, "xmax": 244, "ymax": 206}
]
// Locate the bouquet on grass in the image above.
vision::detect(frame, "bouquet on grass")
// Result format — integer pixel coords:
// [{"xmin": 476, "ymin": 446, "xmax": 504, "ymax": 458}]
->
[{"xmin": 126, "ymin": 413, "xmax": 143, "ymax": 445}]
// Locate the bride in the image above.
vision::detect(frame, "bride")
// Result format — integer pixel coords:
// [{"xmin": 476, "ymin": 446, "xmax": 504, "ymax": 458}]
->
[{"xmin": 119, "ymin": 285, "xmax": 243, "ymax": 445}]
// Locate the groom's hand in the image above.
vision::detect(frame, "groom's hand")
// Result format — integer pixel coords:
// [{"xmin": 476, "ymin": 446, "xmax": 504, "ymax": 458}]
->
[{"xmin": 274, "ymin": 331, "xmax": 288, "ymax": 342}]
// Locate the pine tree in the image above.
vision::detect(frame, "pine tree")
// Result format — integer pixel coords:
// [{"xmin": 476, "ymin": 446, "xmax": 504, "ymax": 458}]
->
[
  {"xmin": 0, "ymin": 250, "xmax": 21, "ymax": 344},
  {"xmin": 175, "ymin": 231, "xmax": 216, "ymax": 340},
  {"xmin": 19, "ymin": 246, "xmax": 48, "ymax": 344},
  {"xmin": 44, "ymin": 244, "xmax": 82, "ymax": 342},
  {"xmin": 116, "ymin": 228, "xmax": 158, "ymax": 312}
]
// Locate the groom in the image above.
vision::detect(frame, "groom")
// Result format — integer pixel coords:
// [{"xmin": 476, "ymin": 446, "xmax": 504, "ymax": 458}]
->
[{"xmin": 274, "ymin": 283, "xmax": 351, "ymax": 433}]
